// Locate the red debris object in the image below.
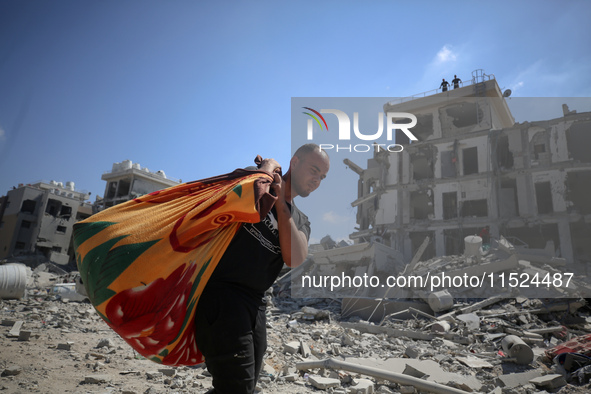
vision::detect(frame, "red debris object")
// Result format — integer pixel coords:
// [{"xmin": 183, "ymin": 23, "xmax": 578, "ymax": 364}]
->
[{"xmin": 546, "ymin": 333, "xmax": 591, "ymax": 359}]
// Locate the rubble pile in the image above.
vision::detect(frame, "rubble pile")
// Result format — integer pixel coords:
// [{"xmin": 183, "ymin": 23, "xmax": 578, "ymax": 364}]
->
[
  {"xmin": 2, "ymin": 263, "xmax": 591, "ymax": 393},
  {"xmin": 408, "ymin": 237, "xmax": 591, "ymax": 300}
]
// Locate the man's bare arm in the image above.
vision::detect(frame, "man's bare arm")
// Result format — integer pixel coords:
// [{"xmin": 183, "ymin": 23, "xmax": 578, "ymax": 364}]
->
[{"xmin": 272, "ymin": 173, "xmax": 308, "ymax": 267}]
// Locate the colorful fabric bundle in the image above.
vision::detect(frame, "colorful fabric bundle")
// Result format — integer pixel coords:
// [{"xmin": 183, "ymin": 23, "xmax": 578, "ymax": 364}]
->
[{"xmin": 73, "ymin": 169, "xmax": 275, "ymax": 366}]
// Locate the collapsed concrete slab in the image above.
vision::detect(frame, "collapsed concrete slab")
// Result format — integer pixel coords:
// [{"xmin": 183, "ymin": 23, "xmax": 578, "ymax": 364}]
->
[{"xmin": 297, "ymin": 357, "xmax": 475, "ymax": 394}]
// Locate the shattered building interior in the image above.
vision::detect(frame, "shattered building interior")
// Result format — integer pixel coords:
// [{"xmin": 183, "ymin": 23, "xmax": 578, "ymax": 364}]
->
[
  {"xmin": 0, "ymin": 181, "xmax": 92, "ymax": 265},
  {"xmin": 94, "ymin": 159, "xmax": 179, "ymax": 212},
  {"xmin": 345, "ymin": 78, "xmax": 591, "ymax": 267}
]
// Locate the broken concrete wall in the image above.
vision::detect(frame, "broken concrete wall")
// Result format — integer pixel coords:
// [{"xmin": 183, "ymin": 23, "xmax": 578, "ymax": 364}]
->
[
  {"xmin": 565, "ymin": 170, "xmax": 591, "ymax": 215},
  {"xmin": 507, "ymin": 126, "xmax": 525, "ymax": 170},
  {"xmin": 409, "ymin": 231, "xmax": 435, "ymax": 260},
  {"xmin": 531, "ymin": 170, "xmax": 568, "ymax": 213},
  {"xmin": 515, "ymin": 173, "xmax": 535, "ymax": 217},
  {"xmin": 570, "ymin": 221, "xmax": 591, "ymax": 262},
  {"xmin": 438, "ymin": 147, "xmax": 458, "ymax": 178},
  {"xmin": 458, "ymin": 135, "xmax": 488, "ymax": 176},
  {"xmin": 457, "ymin": 179, "xmax": 491, "ymax": 218},
  {"xmin": 504, "ymin": 223, "xmax": 561, "ymax": 251},
  {"xmin": 0, "ymin": 188, "xmax": 44, "ymax": 257},
  {"xmin": 375, "ymin": 190, "xmax": 397, "ymax": 226},
  {"xmin": 566, "ymin": 120, "xmax": 591, "ymax": 164},
  {"xmin": 433, "ymin": 183, "xmax": 458, "ymax": 220},
  {"xmin": 409, "ymin": 113, "xmax": 435, "ymax": 141},
  {"xmin": 409, "ymin": 145, "xmax": 436, "ymax": 181},
  {"xmin": 409, "ymin": 190, "xmax": 434, "ymax": 220},
  {"xmin": 439, "ymin": 99, "xmax": 492, "ymax": 138},
  {"xmin": 493, "ymin": 132, "xmax": 515, "ymax": 171},
  {"xmin": 385, "ymin": 151, "xmax": 400, "ymax": 185},
  {"xmin": 37, "ymin": 192, "xmax": 78, "ymax": 261},
  {"xmin": 131, "ymin": 177, "xmax": 165, "ymax": 197},
  {"xmin": 393, "ymin": 108, "xmax": 441, "ymax": 144},
  {"xmin": 499, "ymin": 177, "xmax": 519, "ymax": 217},
  {"xmin": 529, "ymin": 127, "xmax": 552, "ymax": 167},
  {"xmin": 400, "ymin": 149, "xmax": 411, "ymax": 185}
]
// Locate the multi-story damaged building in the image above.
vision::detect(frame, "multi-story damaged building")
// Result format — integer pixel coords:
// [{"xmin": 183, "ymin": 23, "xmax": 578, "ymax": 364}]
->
[
  {"xmin": 0, "ymin": 160, "xmax": 180, "ymax": 267},
  {"xmin": 347, "ymin": 72, "xmax": 591, "ymax": 265},
  {"xmin": 0, "ymin": 181, "xmax": 92, "ymax": 265},
  {"xmin": 94, "ymin": 160, "xmax": 179, "ymax": 212}
]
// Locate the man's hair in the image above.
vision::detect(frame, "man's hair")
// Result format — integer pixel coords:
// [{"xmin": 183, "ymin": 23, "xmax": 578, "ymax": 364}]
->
[{"xmin": 293, "ymin": 143, "xmax": 328, "ymax": 160}]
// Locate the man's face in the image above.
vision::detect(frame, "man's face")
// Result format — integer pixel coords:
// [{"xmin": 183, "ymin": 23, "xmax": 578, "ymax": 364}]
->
[{"xmin": 291, "ymin": 150, "xmax": 330, "ymax": 198}]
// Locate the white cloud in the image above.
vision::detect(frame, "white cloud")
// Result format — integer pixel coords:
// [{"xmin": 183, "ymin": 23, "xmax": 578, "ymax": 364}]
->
[
  {"xmin": 322, "ymin": 210, "xmax": 349, "ymax": 224},
  {"xmin": 435, "ymin": 45, "xmax": 457, "ymax": 64},
  {"xmin": 412, "ymin": 44, "xmax": 466, "ymax": 93},
  {"xmin": 509, "ymin": 81, "xmax": 524, "ymax": 93}
]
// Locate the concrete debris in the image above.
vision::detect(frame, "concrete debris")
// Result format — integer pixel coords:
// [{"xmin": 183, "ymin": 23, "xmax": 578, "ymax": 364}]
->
[
  {"xmin": 17, "ymin": 329, "xmax": 32, "ymax": 341},
  {"xmin": 158, "ymin": 367, "xmax": 176, "ymax": 377},
  {"xmin": 2, "ymin": 264, "xmax": 591, "ymax": 393},
  {"xmin": 308, "ymin": 375, "xmax": 341, "ymax": 389},
  {"xmin": 299, "ymin": 339, "xmax": 311, "ymax": 358},
  {"xmin": 456, "ymin": 313, "xmax": 480, "ymax": 330},
  {"xmin": 529, "ymin": 373, "xmax": 568, "ymax": 390},
  {"xmin": 7, "ymin": 320, "xmax": 24, "ymax": 337},
  {"xmin": 496, "ymin": 370, "xmax": 542, "ymax": 389},
  {"xmin": 56, "ymin": 342, "xmax": 73, "ymax": 350},
  {"xmin": 404, "ymin": 346, "xmax": 420, "ymax": 359},
  {"xmin": 83, "ymin": 374, "xmax": 111, "ymax": 384},
  {"xmin": 297, "ymin": 357, "xmax": 470, "ymax": 394},
  {"xmin": 350, "ymin": 378, "xmax": 375, "ymax": 393},
  {"xmin": 456, "ymin": 355, "xmax": 494, "ymax": 369},
  {"xmin": 283, "ymin": 341, "xmax": 300, "ymax": 354},
  {"xmin": 1, "ymin": 365, "xmax": 22, "ymax": 377}
]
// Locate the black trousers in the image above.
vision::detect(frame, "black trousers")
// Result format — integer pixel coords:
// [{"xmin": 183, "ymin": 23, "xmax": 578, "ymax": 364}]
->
[{"xmin": 194, "ymin": 285, "xmax": 267, "ymax": 394}]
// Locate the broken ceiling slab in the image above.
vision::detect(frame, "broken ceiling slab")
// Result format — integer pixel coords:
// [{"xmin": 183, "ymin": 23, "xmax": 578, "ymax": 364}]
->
[
  {"xmin": 496, "ymin": 370, "xmax": 543, "ymax": 389},
  {"xmin": 341, "ymin": 297, "xmax": 433, "ymax": 323},
  {"xmin": 342, "ymin": 356, "xmax": 482, "ymax": 392},
  {"xmin": 456, "ymin": 355, "xmax": 494, "ymax": 369},
  {"xmin": 529, "ymin": 374, "xmax": 567, "ymax": 390},
  {"xmin": 340, "ymin": 321, "xmax": 472, "ymax": 345},
  {"xmin": 516, "ymin": 252, "xmax": 567, "ymax": 267},
  {"xmin": 310, "ymin": 242, "xmax": 403, "ymax": 268},
  {"xmin": 297, "ymin": 357, "xmax": 474, "ymax": 394},
  {"xmin": 444, "ymin": 253, "xmax": 518, "ymax": 279}
]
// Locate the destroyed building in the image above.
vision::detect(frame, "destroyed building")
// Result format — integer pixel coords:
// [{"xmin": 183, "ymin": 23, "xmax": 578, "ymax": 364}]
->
[
  {"xmin": 0, "ymin": 181, "xmax": 92, "ymax": 265},
  {"xmin": 347, "ymin": 71, "xmax": 591, "ymax": 266},
  {"xmin": 93, "ymin": 159, "xmax": 180, "ymax": 212},
  {"xmin": 0, "ymin": 160, "xmax": 180, "ymax": 267}
]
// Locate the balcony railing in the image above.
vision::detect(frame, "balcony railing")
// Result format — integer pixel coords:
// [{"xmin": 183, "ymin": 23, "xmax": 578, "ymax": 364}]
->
[{"xmin": 387, "ymin": 71, "xmax": 496, "ymax": 106}]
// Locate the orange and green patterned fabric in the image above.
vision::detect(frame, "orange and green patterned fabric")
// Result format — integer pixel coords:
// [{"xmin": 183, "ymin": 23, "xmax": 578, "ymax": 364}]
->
[{"xmin": 73, "ymin": 169, "xmax": 275, "ymax": 366}]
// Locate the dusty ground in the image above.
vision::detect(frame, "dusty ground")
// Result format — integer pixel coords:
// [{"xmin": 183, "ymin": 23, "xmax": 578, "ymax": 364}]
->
[
  {"xmin": 2, "ymin": 290, "xmax": 591, "ymax": 394},
  {"xmin": 0, "ymin": 295, "xmax": 315, "ymax": 394}
]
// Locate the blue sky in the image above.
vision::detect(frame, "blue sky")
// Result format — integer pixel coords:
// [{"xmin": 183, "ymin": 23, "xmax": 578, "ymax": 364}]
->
[{"xmin": 1, "ymin": 1, "xmax": 590, "ymax": 243}]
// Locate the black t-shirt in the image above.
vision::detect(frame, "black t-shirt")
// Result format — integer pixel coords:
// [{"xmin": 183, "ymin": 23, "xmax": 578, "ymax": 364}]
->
[{"xmin": 207, "ymin": 201, "xmax": 310, "ymax": 304}]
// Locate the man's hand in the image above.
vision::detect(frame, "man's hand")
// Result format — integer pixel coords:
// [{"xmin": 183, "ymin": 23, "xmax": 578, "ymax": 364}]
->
[
  {"xmin": 258, "ymin": 158, "xmax": 282, "ymax": 177},
  {"xmin": 256, "ymin": 157, "xmax": 307, "ymax": 268}
]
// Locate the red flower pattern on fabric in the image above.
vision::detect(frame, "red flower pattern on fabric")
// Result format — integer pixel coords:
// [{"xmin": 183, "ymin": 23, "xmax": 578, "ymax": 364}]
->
[{"xmin": 105, "ymin": 263, "xmax": 197, "ymax": 357}]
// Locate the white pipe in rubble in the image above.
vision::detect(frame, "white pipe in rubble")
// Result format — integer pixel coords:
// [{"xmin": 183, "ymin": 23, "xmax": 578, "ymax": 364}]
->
[{"xmin": 296, "ymin": 358, "xmax": 470, "ymax": 394}]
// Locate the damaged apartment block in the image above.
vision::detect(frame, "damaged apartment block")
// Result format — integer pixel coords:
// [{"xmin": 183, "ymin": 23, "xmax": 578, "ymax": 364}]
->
[{"xmin": 345, "ymin": 72, "xmax": 591, "ymax": 267}]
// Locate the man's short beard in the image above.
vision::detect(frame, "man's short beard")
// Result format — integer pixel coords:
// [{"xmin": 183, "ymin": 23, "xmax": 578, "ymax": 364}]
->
[{"xmin": 293, "ymin": 183, "xmax": 310, "ymax": 198}]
